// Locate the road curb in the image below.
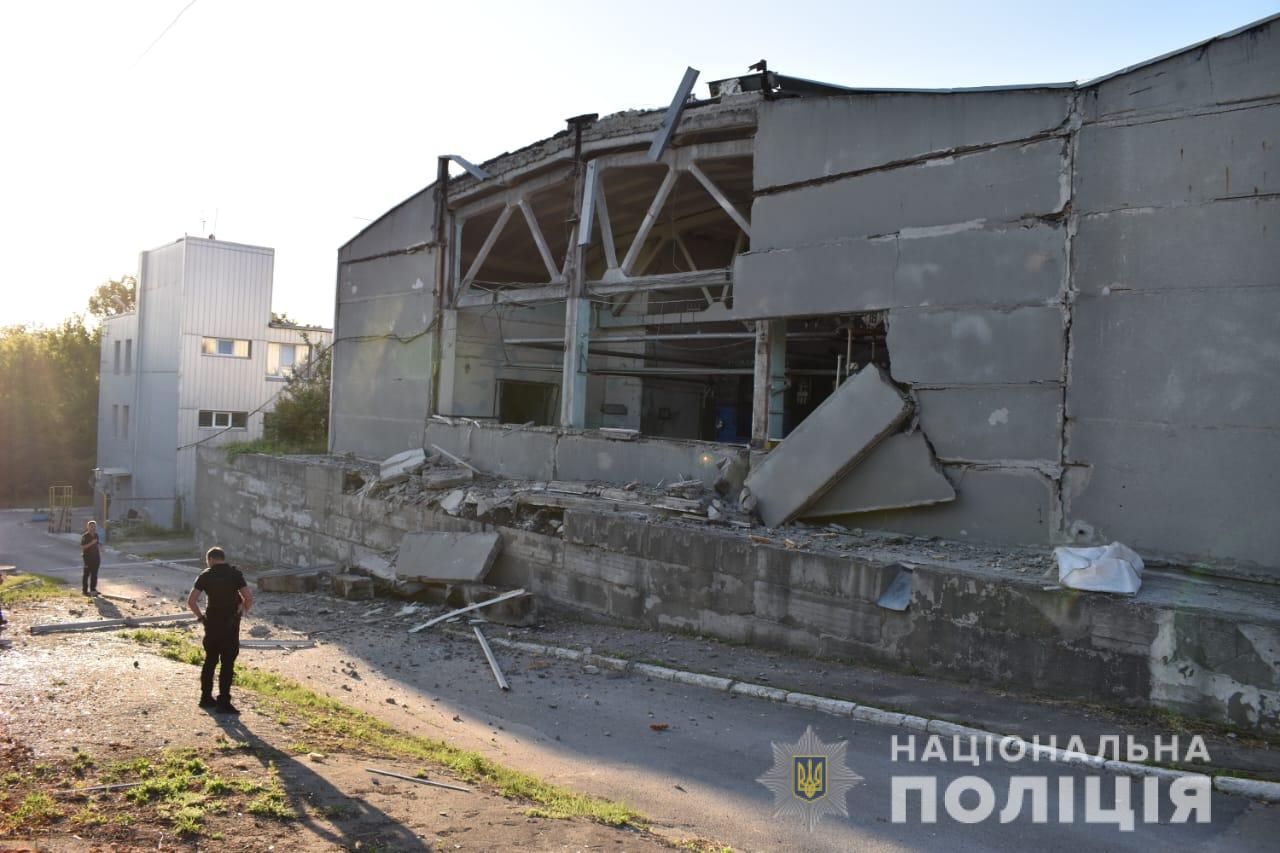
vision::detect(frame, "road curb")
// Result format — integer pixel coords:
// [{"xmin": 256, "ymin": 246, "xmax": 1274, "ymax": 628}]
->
[{"xmin": 481, "ymin": 634, "xmax": 1280, "ymax": 803}]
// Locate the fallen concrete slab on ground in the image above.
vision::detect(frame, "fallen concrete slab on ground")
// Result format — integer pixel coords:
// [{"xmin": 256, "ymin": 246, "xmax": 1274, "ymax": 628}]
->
[{"xmin": 396, "ymin": 531, "xmax": 502, "ymax": 583}]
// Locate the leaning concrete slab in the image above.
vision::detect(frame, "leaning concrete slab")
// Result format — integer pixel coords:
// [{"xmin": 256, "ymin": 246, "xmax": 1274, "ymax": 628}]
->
[
  {"xmin": 802, "ymin": 432, "xmax": 955, "ymax": 518},
  {"xmin": 397, "ymin": 531, "xmax": 502, "ymax": 583},
  {"xmin": 745, "ymin": 365, "xmax": 912, "ymax": 527}
]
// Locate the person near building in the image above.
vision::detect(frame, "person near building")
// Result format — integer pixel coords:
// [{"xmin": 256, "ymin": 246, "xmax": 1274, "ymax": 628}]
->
[
  {"xmin": 186, "ymin": 547, "xmax": 254, "ymax": 714},
  {"xmin": 80, "ymin": 520, "xmax": 102, "ymax": 595}
]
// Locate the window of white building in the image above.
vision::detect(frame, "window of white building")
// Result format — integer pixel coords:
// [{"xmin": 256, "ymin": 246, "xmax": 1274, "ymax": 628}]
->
[
  {"xmin": 198, "ymin": 410, "xmax": 249, "ymax": 429},
  {"xmin": 267, "ymin": 342, "xmax": 310, "ymax": 378},
  {"xmin": 201, "ymin": 337, "xmax": 251, "ymax": 358}
]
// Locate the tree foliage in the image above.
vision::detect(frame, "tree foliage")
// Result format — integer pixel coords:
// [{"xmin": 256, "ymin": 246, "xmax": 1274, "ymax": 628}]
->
[
  {"xmin": 0, "ymin": 317, "xmax": 100, "ymax": 506},
  {"xmin": 87, "ymin": 276, "xmax": 137, "ymax": 320},
  {"xmin": 262, "ymin": 337, "xmax": 330, "ymax": 452}
]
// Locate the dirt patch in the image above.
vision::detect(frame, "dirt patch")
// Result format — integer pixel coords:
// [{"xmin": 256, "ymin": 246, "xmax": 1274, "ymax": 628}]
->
[{"xmin": 0, "ymin": 593, "xmax": 685, "ymax": 851}]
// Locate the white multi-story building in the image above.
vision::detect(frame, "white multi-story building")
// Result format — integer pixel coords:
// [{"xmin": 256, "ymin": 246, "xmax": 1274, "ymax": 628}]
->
[{"xmin": 94, "ymin": 236, "xmax": 331, "ymax": 529}]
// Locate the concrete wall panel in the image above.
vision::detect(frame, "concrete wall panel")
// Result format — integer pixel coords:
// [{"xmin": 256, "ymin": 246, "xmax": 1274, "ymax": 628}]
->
[
  {"xmin": 887, "ymin": 306, "xmax": 1065, "ymax": 385},
  {"xmin": 754, "ymin": 89, "xmax": 1072, "ymax": 189},
  {"xmin": 838, "ymin": 466, "xmax": 1056, "ymax": 546},
  {"xmin": 1075, "ymin": 104, "xmax": 1280, "ymax": 214},
  {"xmin": 1065, "ymin": 419, "xmax": 1280, "ymax": 575},
  {"xmin": 1069, "ymin": 289, "xmax": 1280, "ymax": 429},
  {"xmin": 1074, "ymin": 197, "xmax": 1280, "ymax": 295},
  {"xmin": 330, "ymin": 335, "xmax": 432, "ymax": 458},
  {"xmin": 915, "ymin": 386, "xmax": 1062, "ymax": 462},
  {"xmin": 733, "ymin": 222, "xmax": 1063, "ymax": 319},
  {"xmin": 752, "ymin": 138, "xmax": 1067, "ymax": 250},
  {"xmin": 803, "ymin": 431, "xmax": 954, "ymax": 518},
  {"xmin": 553, "ymin": 433, "xmax": 736, "ymax": 487},
  {"xmin": 340, "ymin": 185, "xmax": 434, "ymax": 262},
  {"xmin": 1088, "ymin": 21, "xmax": 1280, "ymax": 120},
  {"xmin": 339, "ymin": 249, "xmax": 435, "ymax": 300},
  {"xmin": 423, "ymin": 422, "xmax": 558, "ymax": 481}
]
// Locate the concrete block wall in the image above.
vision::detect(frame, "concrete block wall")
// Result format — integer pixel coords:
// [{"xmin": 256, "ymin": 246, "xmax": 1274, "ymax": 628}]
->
[
  {"xmin": 738, "ymin": 88, "xmax": 1073, "ymax": 546},
  {"xmin": 195, "ymin": 448, "xmax": 1280, "ymax": 731},
  {"xmin": 1063, "ymin": 21, "xmax": 1280, "ymax": 579}
]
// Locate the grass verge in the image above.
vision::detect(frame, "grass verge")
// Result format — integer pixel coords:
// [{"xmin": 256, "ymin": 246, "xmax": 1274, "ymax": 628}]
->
[
  {"xmin": 122, "ymin": 629, "xmax": 643, "ymax": 826},
  {"xmin": 0, "ymin": 574, "xmax": 80, "ymax": 607},
  {"xmin": 1, "ymin": 747, "xmax": 280, "ymax": 839},
  {"xmin": 222, "ymin": 438, "xmax": 325, "ymax": 462}
]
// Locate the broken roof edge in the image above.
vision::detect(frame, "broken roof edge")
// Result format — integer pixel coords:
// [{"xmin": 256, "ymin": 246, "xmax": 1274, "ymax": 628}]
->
[
  {"xmin": 1079, "ymin": 10, "xmax": 1279, "ymax": 88},
  {"xmin": 338, "ymin": 96, "xmax": 759, "ymax": 254}
]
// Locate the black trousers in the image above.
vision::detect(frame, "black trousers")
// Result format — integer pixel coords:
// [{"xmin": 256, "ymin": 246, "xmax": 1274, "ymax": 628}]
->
[
  {"xmin": 201, "ymin": 628, "xmax": 240, "ymax": 701},
  {"xmin": 82, "ymin": 558, "xmax": 100, "ymax": 593}
]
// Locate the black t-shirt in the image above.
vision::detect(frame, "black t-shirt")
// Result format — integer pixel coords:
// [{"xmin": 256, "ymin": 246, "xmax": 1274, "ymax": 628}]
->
[
  {"xmin": 81, "ymin": 532, "xmax": 100, "ymax": 563},
  {"xmin": 193, "ymin": 563, "xmax": 247, "ymax": 628}
]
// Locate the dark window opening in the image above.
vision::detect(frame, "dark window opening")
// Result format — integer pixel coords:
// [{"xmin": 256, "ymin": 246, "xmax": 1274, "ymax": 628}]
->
[{"xmin": 497, "ymin": 380, "xmax": 557, "ymax": 426}]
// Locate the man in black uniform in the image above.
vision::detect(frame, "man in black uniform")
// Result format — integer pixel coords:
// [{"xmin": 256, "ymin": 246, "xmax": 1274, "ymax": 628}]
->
[
  {"xmin": 186, "ymin": 547, "xmax": 254, "ymax": 714},
  {"xmin": 80, "ymin": 520, "xmax": 102, "ymax": 595}
]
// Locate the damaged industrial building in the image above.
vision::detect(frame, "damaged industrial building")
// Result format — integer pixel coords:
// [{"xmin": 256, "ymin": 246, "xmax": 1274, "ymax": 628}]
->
[{"xmin": 198, "ymin": 18, "xmax": 1280, "ymax": 732}]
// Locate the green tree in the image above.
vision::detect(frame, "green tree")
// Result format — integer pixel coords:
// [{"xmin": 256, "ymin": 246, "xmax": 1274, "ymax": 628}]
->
[
  {"xmin": 262, "ymin": 338, "xmax": 330, "ymax": 452},
  {"xmin": 87, "ymin": 276, "xmax": 136, "ymax": 320},
  {"xmin": 0, "ymin": 317, "xmax": 100, "ymax": 506}
]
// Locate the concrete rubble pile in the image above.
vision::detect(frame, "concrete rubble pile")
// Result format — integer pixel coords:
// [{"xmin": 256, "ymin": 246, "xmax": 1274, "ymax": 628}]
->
[{"xmin": 349, "ymin": 445, "xmax": 756, "ymax": 535}]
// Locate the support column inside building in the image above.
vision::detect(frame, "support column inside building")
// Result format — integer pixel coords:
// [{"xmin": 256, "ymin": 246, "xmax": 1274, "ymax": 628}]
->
[{"xmin": 751, "ymin": 318, "xmax": 787, "ymax": 447}]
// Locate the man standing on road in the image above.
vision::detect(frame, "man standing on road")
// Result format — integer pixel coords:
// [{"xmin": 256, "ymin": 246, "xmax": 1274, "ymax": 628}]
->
[
  {"xmin": 80, "ymin": 520, "xmax": 102, "ymax": 596},
  {"xmin": 186, "ymin": 547, "xmax": 253, "ymax": 714}
]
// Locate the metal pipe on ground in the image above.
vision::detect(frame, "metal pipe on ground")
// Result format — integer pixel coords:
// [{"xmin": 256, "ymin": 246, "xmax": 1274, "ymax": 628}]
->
[{"xmin": 471, "ymin": 622, "xmax": 510, "ymax": 691}]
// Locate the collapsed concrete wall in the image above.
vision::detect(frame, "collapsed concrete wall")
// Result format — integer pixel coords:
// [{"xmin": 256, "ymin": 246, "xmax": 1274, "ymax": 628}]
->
[
  {"xmin": 736, "ymin": 88, "xmax": 1071, "ymax": 546},
  {"xmin": 732, "ymin": 20, "xmax": 1280, "ymax": 576},
  {"xmin": 195, "ymin": 448, "xmax": 1280, "ymax": 732},
  {"xmin": 1064, "ymin": 24, "xmax": 1280, "ymax": 580},
  {"xmin": 328, "ymin": 18, "xmax": 1279, "ymax": 580}
]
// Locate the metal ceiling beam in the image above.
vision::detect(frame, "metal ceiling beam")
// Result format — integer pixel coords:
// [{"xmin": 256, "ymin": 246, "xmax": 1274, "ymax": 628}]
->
[{"xmin": 647, "ymin": 67, "xmax": 700, "ymax": 162}]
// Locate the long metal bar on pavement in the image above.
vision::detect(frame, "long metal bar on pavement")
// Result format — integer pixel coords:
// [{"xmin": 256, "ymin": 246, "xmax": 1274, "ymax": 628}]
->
[
  {"xmin": 366, "ymin": 767, "xmax": 471, "ymax": 793},
  {"xmin": 472, "ymin": 625, "xmax": 511, "ymax": 691},
  {"xmin": 408, "ymin": 589, "xmax": 528, "ymax": 633},
  {"xmin": 240, "ymin": 639, "xmax": 315, "ymax": 649},
  {"xmin": 30, "ymin": 612, "xmax": 196, "ymax": 635}
]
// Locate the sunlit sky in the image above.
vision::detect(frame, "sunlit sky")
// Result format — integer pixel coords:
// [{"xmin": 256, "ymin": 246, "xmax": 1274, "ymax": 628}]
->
[{"xmin": 2, "ymin": 1, "xmax": 1275, "ymax": 329}]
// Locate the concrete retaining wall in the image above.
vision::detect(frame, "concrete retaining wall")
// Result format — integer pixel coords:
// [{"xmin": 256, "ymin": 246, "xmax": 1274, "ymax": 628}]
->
[{"xmin": 196, "ymin": 449, "xmax": 1280, "ymax": 732}]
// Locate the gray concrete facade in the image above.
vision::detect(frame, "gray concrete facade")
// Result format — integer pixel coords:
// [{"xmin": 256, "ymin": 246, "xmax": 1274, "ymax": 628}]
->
[
  {"xmin": 195, "ymin": 449, "xmax": 1280, "ymax": 732},
  {"xmin": 327, "ymin": 16, "xmax": 1280, "ymax": 581}
]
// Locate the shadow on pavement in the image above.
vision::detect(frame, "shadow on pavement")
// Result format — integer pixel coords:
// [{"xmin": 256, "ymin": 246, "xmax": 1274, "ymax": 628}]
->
[{"xmin": 211, "ymin": 714, "xmax": 429, "ymax": 851}]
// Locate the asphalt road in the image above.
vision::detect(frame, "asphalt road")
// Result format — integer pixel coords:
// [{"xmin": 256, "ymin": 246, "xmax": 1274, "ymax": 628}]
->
[{"xmin": 3, "ymin": 508, "xmax": 1277, "ymax": 852}]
